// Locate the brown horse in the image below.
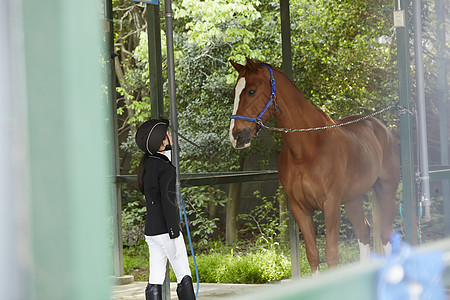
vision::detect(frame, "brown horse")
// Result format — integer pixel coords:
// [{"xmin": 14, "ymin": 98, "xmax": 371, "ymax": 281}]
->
[{"xmin": 229, "ymin": 58, "xmax": 400, "ymax": 273}]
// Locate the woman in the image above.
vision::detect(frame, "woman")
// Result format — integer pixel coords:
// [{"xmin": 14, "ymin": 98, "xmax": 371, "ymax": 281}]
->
[{"xmin": 135, "ymin": 119, "xmax": 195, "ymax": 300}]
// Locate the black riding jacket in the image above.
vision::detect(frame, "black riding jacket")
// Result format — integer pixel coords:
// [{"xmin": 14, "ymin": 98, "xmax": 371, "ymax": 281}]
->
[{"xmin": 142, "ymin": 153, "xmax": 180, "ymax": 239}]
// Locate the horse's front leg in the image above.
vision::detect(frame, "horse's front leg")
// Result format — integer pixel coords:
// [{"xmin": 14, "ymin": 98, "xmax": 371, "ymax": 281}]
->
[
  {"xmin": 323, "ymin": 200, "xmax": 342, "ymax": 268},
  {"xmin": 289, "ymin": 202, "xmax": 319, "ymax": 274}
]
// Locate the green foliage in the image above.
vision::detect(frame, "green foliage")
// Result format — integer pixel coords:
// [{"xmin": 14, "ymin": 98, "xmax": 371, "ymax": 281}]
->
[
  {"xmin": 289, "ymin": 0, "xmax": 397, "ymax": 123},
  {"xmin": 119, "ymin": 134, "xmax": 144, "ymax": 173},
  {"xmin": 181, "ymin": 187, "xmax": 228, "ymax": 248},
  {"xmin": 238, "ymin": 188, "xmax": 288, "ymax": 248},
  {"xmin": 123, "ymin": 237, "xmax": 360, "ymax": 282},
  {"xmin": 123, "ymin": 241, "xmax": 149, "ymax": 281},
  {"xmin": 122, "ymin": 240, "xmax": 292, "ymax": 283},
  {"xmin": 181, "ymin": 249, "xmax": 290, "ymax": 284},
  {"xmin": 122, "ymin": 200, "xmax": 146, "ymax": 246},
  {"xmin": 174, "ymin": 0, "xmax": 262, "ymax": 48}
]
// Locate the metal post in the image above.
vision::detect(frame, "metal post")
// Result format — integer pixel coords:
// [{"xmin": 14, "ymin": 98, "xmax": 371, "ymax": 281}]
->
[
  {"xmin": 413, "ymin": 0, "xmax": 431, "ymax": 221},
  {"xmin": 280, "ymin": 0, "xmax": 293, "ymax": 80},
  {"xmin": 434, "ymin": 0, "xmax": 450, "ymax": 236},
  {"xmin": 280, "ymin": 0, "xmax": 301, "ymax": 278},
  {"xmin": 164, "ymin": 1, "xmax": 180, "ymax": 187},
  {"xmin": 147, "ymin": 1, "xmax": 171, "ymax": 297},
  {"xmin": 165, "ymin": 2, "xmax": 181, "ymax": 296},
  {"xmin": 394, "ymin": 0, "xmax": 418, "ymax": 244},
  {"xmin": 147, "ymin": 3, "xmax": 165, "ymax": 118},
  {"xmin": 0, "ymin": 0, "xmax": 31, "ymax": 298}
]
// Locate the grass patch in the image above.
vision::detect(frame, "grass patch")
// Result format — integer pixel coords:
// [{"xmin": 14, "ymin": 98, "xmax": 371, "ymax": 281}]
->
[
  {"xmin": 170, "ymin": 248, "xmax": 291, "ymax": 283},
  {"xmin": 123, "ymin": 241, "xmax": 149, "ymax": 282},
  {"xmin": 123, "ymin": 238, "xmax": 360, "ymax": 283}
]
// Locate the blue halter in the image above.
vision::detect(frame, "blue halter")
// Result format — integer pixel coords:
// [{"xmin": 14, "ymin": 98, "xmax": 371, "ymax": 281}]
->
[{"xmin": 230, "ymin": 64, "xmax": 278, "ymax": 133}]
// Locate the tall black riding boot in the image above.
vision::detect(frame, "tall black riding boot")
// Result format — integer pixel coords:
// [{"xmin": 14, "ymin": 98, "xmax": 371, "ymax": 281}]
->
[
  {"xmin": 176, "ymin": 275, "xmax": 195, "ymax": 300},
  {"xmin": 145, "ymin": 283, "xmax": 162, "ymax": 300}
]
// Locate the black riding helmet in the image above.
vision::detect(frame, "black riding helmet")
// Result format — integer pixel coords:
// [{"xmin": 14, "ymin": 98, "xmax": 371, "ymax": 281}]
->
[{"xmin": 135, "ymin": 119, "xmax": 169, "ymax": 155}]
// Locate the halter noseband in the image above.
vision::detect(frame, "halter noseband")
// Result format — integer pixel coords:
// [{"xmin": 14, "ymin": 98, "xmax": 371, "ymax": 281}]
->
[{"xmin": 230, "ymin": 64, "xmax": 278, "ymax": 133}]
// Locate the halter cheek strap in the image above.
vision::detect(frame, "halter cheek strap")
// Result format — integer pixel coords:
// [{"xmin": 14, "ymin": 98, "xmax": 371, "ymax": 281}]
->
[{"xmin": 230, "ymin": 64, "xmax": 278, "ymax": 133}]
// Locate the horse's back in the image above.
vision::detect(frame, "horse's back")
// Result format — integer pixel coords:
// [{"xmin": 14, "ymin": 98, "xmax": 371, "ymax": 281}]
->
[
  {"xmin": 337, "ymin": 115, "xmax": 396, "ymax": 149},
  {"xmin": 338, "ymin": 115, "xmax": 400, "ymax": 180}
]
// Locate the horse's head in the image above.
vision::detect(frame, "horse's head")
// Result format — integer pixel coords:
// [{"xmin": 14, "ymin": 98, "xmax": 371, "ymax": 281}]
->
[{"xmin": 229, "ymin": 57, "xmax": 277, "ymax": 149}]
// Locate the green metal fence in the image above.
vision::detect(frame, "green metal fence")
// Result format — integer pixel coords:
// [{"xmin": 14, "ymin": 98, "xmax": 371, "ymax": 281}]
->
[{"xmin": 19, "ymin": 0, "xmax": 113, "ymax": 299}]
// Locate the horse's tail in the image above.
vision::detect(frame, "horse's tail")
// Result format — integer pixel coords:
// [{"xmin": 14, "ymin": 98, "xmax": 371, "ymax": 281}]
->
[{"xmin": 372, "ymin": 190, "xmax": 384, "ymax": 254}]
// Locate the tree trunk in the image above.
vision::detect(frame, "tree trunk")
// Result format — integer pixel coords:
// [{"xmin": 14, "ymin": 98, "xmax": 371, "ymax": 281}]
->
[
  {"xmin": 226, "ymin": 182, "xmax": 241, "ymax": 245},
  {"xmin": 226, "ymin": 157, "xmax": 244, "ymax": 245},
  {"xmin": 278, "ymin": 184, "xmax": 289, "ymax": 243},
  {"xmin": 208, "ymin": 187, "xmax": 218, "ymax": 238}
]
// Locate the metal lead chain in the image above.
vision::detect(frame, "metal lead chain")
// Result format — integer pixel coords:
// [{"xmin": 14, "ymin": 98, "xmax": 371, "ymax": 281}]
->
[{"xmin": 259, "ymin": 105, "xmax": 396, "ymax": 133}]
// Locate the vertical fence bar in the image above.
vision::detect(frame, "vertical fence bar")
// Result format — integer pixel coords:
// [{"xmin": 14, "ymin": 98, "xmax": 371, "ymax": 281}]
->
[
  {"xmin": 434, "ymin": 0, "xmax": 450, "ymax": 236},
  {"xmin": 413, "ymin": 0, "xmax": 431, "ymax": 221},
  {"xmin": 280, "ymin": 0, "xmax": 302, "ymax": 278},
  {"xmin": 280, "ymin": 0, "xmax": 293, "ymax": 80},
  {"xmin": 394, "ymin": 0, "xmax": 418, "ymax": 244},
  {"xmin": 164, "ymin": 0, "xmax": 181, "ymax": 298},
  {"xmin": 23, "ymin": 0, "xmax": 111, "ymax": 298},
  {"xmin": 147, "ymin": 1, "xmax": 170, "ymax": 296},
  {"xmin": 147, "ymin": 3, "xmax": 165, "ymax": 118}
]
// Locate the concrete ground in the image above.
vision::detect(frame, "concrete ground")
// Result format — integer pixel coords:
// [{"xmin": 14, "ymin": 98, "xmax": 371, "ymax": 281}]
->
[
  {"xmin": 111, "ymin": 281, "xmax": 266, "ymax": 300},
  {"xmin": 111, "ymin": 279, "xmax": 450, "ymax": 300}
]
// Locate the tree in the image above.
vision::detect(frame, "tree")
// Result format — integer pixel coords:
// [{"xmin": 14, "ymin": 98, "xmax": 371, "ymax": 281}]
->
[
  {"xmin": 289, "ymin": 0, "xmax": 398, "ymax": 123},
  {"xmin": 114, "ymin": 0, "xmax": 404, "ymax": 244}
]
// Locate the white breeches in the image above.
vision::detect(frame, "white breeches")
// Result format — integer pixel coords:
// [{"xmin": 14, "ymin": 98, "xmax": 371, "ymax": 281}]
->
[{"xmin": 145, "ymin": 233, "xmax": 191, "ymax": 284}]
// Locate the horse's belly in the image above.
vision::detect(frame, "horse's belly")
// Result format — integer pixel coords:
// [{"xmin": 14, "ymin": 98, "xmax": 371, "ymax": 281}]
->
[
  {"xmin": 291, "ymin": 159, "xmax": 379, "ymax": 208},
  {"xmin": 278, "ymin": 140, "xmax": 382, "ymax": 208},
  {"xmin": 341, "ymin": 165, "xmax": 380, "ymax": 202}
]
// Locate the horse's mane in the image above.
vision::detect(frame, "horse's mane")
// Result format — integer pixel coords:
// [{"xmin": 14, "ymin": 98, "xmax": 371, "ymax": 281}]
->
[
  {"xmin": 314, "ymin": 106, "xmax": 335, "ymax": 121},
  {"xmin": 267, "ymin": 63, "xmax": 336, "ymax": 124}
]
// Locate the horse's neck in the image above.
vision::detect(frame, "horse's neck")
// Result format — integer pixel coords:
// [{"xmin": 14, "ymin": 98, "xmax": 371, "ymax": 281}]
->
[
  {"xmin": 274, "ymin": 75, "xmax": 333, "ymax": 132},
  {"xmin": 273, "ymin": 72, "xmax": 334, "ymax": 155}
]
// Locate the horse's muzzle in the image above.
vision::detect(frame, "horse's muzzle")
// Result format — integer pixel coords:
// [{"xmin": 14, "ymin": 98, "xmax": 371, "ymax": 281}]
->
[{"xmin": 231, "ymin": 128, "xmax": 253, "ymax": 149}]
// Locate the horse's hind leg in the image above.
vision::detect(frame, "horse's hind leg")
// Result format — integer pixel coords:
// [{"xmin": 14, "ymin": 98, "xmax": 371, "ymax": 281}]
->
[
  {"xmin": 373, "ymin": 177, "xmax": 398, "ymax": 255},
  {"xmin": 323, "ymin": 201, "xmax": 342, "ymax": 268},
  {"xmin": 344, "ymin": 197, "xmax": 371, "ymax": 263},
  {"xmin": 373, "ymin": 129, "xmax": 400, "ymax": 254}
]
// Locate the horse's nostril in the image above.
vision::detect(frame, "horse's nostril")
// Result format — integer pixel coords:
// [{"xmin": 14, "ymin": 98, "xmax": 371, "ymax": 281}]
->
[{"xmin": 233, "ymin": 130, "xmax": 252, "ymax": 149}]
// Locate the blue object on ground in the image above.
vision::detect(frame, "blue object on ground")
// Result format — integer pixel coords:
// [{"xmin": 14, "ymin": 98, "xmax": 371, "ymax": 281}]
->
[{"xmin": 377, "ymin": 232, "xmax": 446, "ymax": 300}]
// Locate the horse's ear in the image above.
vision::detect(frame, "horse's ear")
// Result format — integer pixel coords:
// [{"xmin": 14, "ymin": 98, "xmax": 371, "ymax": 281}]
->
[
  {"xmin": 245, "ymin": 57, "xmax": 259, "ymax": 71},
  {"xmin": 230, "ymin": 60, "xmax": 244, "ymax": 72},
  {"xmin": 245, "ymin": 57, "xmax": 256, "ymax": 65}
]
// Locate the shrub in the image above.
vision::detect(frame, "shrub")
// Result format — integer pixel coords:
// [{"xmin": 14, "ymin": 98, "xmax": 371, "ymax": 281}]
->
[
  {"xmin": 181, "ymin": 186, "xmax": 228, "ymax": 248},
  {"xmin": 238, "ymin": 188, "xmax": 289, "ymax": 248},
  {"xmin": 170, "ymin": 248, "xmax": 291, "ymax": 284},
  {"xmin": 122, "ymin": 200, "xmax": 146, "ymax": 246},
  {"xmin": 123, "ymin": 241, "xmax": 149, "ymax": 281}
]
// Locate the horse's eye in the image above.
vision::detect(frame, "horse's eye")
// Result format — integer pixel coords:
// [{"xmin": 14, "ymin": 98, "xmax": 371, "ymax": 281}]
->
[{"xmin": 247, "ymin": 89, "xmax": 256, "ymax": 97}]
